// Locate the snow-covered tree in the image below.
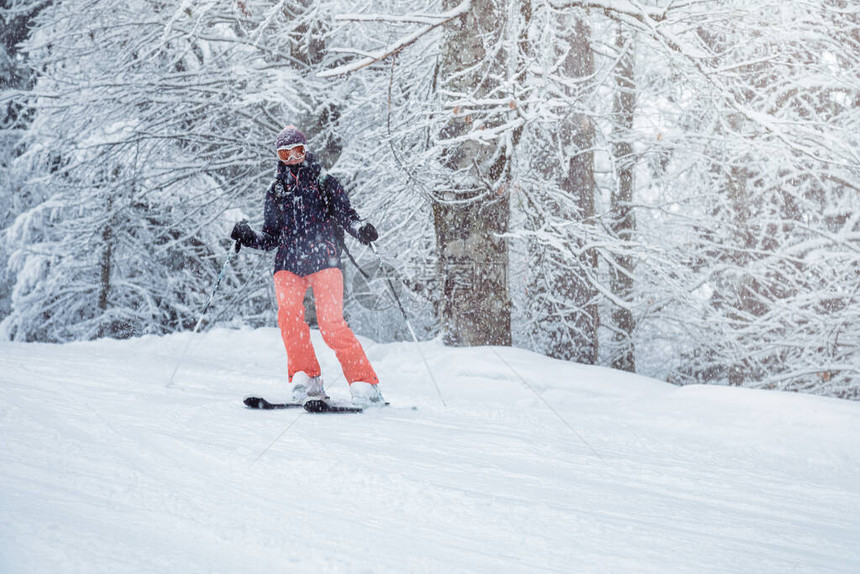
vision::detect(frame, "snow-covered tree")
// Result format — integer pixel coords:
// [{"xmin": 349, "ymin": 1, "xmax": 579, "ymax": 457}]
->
[
  {"xmin": 320, "ymin": 0, "xmax": 516, "ymax": 346},
  {"xmin": 515, "ymin": 7, "xmax": 602, "ymax": 363}
]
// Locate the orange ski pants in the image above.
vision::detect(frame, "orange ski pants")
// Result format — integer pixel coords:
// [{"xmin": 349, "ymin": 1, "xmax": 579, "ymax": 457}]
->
[{"xmin": 273, "ymin": 268, "xmax": 378, "ymax": 385}]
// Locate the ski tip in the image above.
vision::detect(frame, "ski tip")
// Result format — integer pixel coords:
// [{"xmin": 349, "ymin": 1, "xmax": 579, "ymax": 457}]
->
[
  {"xmin": 244, "ymin": 396, "xmax": 303, "ymax": 410},
  {"xmin": 244, "ymin": 396, "xmax": 266, "ymax": 409}
]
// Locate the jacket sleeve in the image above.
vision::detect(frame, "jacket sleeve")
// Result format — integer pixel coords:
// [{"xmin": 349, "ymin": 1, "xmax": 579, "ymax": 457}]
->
[
  {"xmin": 252, "ymin": 187, "xmax": 281, "ymax": 251},
  {"xmin": 322, "ymin": 175, "xmax": 365, "ymax": 240}
]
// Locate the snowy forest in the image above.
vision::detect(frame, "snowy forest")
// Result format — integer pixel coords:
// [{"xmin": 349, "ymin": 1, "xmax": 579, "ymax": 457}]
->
[{"xmin": 1, "ymin": 0, "xmax": 858, "ymax": 399}]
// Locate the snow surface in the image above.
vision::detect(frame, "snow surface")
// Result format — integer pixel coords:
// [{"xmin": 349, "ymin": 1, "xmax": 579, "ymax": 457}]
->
[{"xmin": 1, "ymin": 328, "xmax": 859, "ymax": 573}]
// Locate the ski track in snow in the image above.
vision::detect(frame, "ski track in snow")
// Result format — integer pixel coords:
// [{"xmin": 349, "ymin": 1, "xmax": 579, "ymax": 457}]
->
[{"xmin": 1, "ymin": 328, "xmax": 858, "ymax": 573}]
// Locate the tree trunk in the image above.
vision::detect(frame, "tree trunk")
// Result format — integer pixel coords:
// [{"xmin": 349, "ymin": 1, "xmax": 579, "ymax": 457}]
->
[
  {"xmin": 97, "ymin": 194, "xmax": 113, "ymax": 338},
  {"xmin": 433, "ymin": 194, "xmax": 510, "ymax": 346},
  {"xmin": 609, "ymin": 25, "xmax": 636, "ymax": 372},
  {"xmin": 554, "ymin": 16, "xmax": 598, "ymax": 364},
  {"xmin": 433, "ymin": 0, "xmax": 512, "ymax": 347}
]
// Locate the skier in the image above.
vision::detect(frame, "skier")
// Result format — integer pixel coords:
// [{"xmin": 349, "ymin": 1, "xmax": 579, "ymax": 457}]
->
[{"xmin": 231, "ymin": 126, "xmax": 384, "ymax": 407}]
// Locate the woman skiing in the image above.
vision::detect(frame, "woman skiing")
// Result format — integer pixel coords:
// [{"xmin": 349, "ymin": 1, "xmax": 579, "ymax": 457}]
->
[{"xmin": 231, "ymin": 126, "xmax": 384, "ymax": 407}]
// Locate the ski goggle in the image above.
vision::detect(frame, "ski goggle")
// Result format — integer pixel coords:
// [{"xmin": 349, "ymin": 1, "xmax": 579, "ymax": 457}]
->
[{"xmin": 277, "ymin": 144, "xmax": 306, "ymax": 162}]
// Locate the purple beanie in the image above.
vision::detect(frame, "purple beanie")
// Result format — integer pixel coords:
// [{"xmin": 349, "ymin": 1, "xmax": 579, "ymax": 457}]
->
[{"xmin": 275, "ymin": 126, "xmax": 307, "ymax": 150}]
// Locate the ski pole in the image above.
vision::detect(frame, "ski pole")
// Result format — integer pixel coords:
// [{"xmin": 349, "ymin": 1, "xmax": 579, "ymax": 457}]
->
[
  {"xmin": 167, "ymin": 240, "xmax": 241, "ymax": 388},
  {"xmin": 369, "ymin": 243, "xmax": 447, "ymax": 407}
]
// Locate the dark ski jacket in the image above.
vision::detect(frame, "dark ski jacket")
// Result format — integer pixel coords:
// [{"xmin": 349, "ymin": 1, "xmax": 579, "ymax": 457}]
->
[{"xmin": 250, "ymin": 152, "xmax": 364, "ymax": 277}]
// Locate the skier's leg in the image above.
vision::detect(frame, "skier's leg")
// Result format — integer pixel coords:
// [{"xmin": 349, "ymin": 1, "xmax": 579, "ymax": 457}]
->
[
  {"xmin": 308, "ymin": 268, "xmax": 379, "ymax": 385},
  {"xmin": 273, "ymin": 270, "xmax": 321, "ymax": 381}
]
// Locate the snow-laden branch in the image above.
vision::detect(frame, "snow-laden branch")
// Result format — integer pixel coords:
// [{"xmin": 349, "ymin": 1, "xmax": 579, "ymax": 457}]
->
[
  {"xmin": 548, "ymin": 0, "xmax": 667, "ymax": 22},
  {"xmin": 333, "ymin": 11, "xmax": 463, "ymax": 26},
  {"xmin": 317, "ymin": 0, "xmax": 471, "ymax": 78}
]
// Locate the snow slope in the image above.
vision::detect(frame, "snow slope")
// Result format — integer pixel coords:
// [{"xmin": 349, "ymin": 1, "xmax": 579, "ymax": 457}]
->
[{"xmin": 1, "ymin": 328, "xmax": 858, "ymax": 573}]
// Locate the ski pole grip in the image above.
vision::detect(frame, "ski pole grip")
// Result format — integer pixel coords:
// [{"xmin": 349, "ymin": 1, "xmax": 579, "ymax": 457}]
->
[{"xmin": 233, "ymin": 240, "xmax": 242, "ymax": 253}]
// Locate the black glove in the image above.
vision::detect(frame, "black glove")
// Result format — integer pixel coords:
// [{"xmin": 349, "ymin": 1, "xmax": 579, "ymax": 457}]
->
[
  {"xmin": 230, "ymin": 220, "xmax": 257, "ymax": 247},
  {"xmin": 357, "ymin": 222, "xmax": 378, "ymax": 245}
]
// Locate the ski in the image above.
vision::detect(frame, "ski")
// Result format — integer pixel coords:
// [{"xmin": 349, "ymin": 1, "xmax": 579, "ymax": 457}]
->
[
  {"xmin": 243, "ymin": 396, "xmax": 303, "ymax": 410},
  {"xmin": 243, "ymin": 396, "xmax": 364, "ymax": 413},
  {"xmin": 244, "ymin": 396, "xmax": 397, "ymax": 413}
]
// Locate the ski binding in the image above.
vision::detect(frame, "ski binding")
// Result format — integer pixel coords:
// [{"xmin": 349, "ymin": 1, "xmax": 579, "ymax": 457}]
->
[{"xmin": 302, "ymin": 398, "xmax": 364, "ymax": 413}]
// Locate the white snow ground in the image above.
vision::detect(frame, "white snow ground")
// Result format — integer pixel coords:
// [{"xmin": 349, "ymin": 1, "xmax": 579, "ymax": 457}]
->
[{"xmin": 1, "ymin": 327, "xmax": 858, "ymax": 574}]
